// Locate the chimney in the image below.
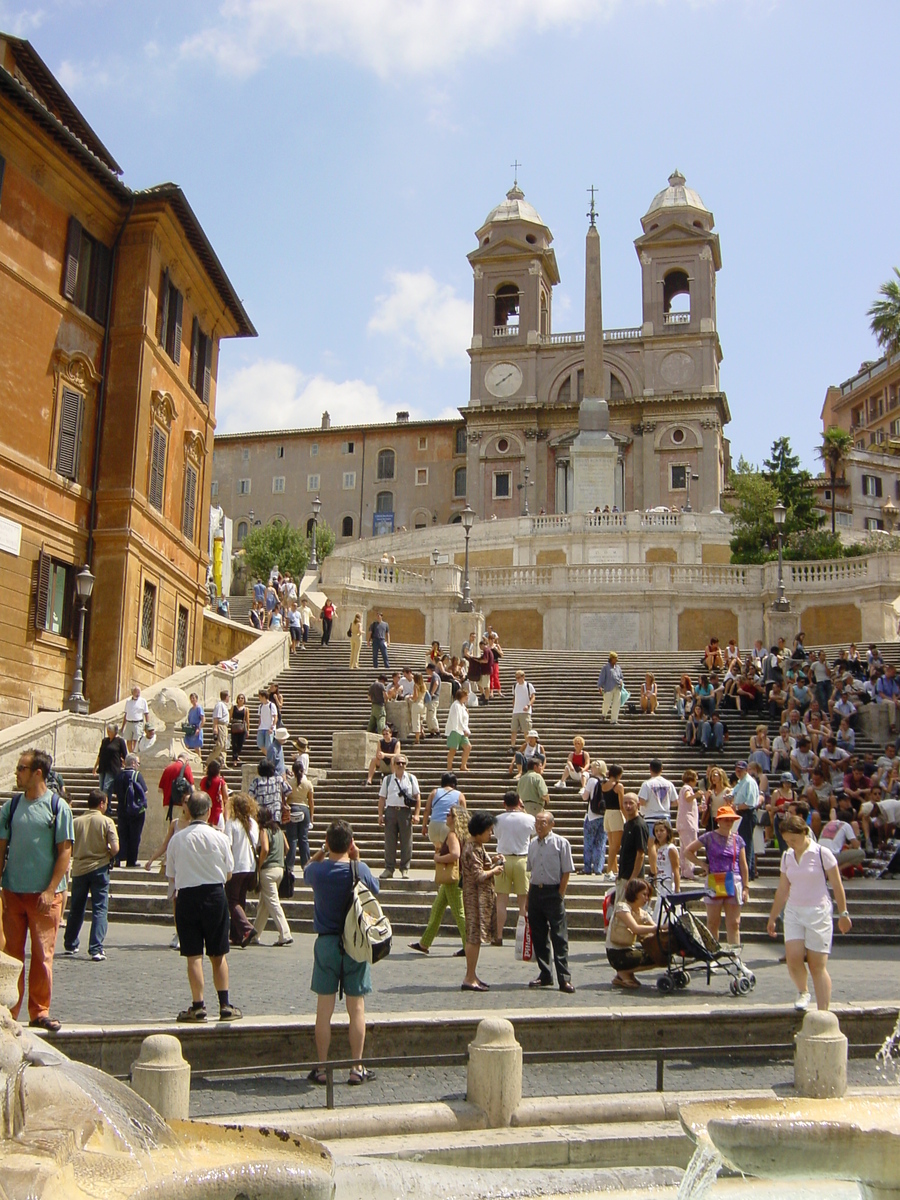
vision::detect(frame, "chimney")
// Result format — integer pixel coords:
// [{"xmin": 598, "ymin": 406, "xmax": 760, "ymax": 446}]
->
[
  {"xmin": 396, "ymin": 411, "xmax": 409, "ymax": 423},
  {"xmin": 321, "ymin": 411, "xmax": 331, "ymax": 429}
]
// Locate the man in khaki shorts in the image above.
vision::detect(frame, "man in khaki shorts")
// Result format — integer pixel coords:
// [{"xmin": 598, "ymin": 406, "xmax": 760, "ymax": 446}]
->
[
  {"xmin": 510, "ymin": 670, "xmax": 536, "ymax": 748},
  {"xmin": 492, "ymin": 792, "xmax": 536, "ymax": 945}
]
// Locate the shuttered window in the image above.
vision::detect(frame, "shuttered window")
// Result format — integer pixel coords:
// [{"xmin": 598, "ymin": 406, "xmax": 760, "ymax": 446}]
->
[
  {"xmin": 148, "ymin": 426, "xmax": 167, "ymax": 512},
  {"xmin": 190, "ymin": 317, "xmax": 213, "ymax": 403},
  {"xmin": 55, "ymin": 387, "xmax": 84, "ymax": 480},
  {"xmin": 182, "ymin": 463, "xmax": 198, "ymax": 540},
  {"xmin": 34, "ymin": 552, "xmax": 73, "ymax": 637},
  {"xmin": 158, "ymin": 269, "xmax": 183, "ymax": 365},
  {"xmin": 61, "ymin": 216, "xmax": 111, "ymax": 323}
]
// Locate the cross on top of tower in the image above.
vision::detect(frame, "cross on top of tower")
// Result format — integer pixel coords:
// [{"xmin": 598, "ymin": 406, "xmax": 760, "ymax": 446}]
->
[
  {"xmin": 511, "ymin": 159, "xmax": 521, "ymax": 186},
  {"xmin": 587, "ymin": 185, "xmax": 597, "ymax": 228}
]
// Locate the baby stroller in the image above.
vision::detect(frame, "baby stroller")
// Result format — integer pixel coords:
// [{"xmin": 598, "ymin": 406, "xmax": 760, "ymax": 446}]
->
[{"xmin": 654, "ymin": 890, "xmax": 757, "ymax": 996}]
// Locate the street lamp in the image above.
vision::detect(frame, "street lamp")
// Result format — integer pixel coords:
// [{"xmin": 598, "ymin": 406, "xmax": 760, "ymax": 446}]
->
[
  {"xmin": 431, "ymin": 547, "xmax": 440, "ymax": 567},
  {"xmin": 684, "ymin": 471, "xmax": 700, "ymax": 513},
  {"xmin": 773, "ymin": 500, "xmax": 790, "ymax": 610},
  {"xmin": 309, "ymin": 495, "xmax": 322, "ymax": 571},
  {"xmin": 67, "ymin": 565, "xmax": 95, "ymax": 714},
  {"xmin": 458, "ymin": 504, "xmax": 476, "ymax": 612},
  {"xmin": 517, "ymin": 465, "xmax": 535, "ymax": 516}
]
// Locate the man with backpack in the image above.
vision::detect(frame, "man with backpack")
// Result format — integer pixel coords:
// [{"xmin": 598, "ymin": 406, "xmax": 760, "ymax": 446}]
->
[
  {"xmin": 63, "ymin": 788, "xmax": 119, "ymax": 961},
  {"xmin": 0, "ymin": 748, "xmax": 75, "ymax": 1030},
  {"xmin": 111, "ymin": 753, "xmax": 148, "ymax": 867},
  {"xmin": 377, "ymin": 754, "xmax": 420, "ymax": 879},
  {"xmin": 304, "ymin": 820, "xmax": 380, "ymax": 1086}
]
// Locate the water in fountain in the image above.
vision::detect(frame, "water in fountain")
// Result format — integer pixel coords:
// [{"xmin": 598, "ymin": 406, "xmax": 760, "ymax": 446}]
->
[
  {"xmin": 875, "ymin": 1010, "xmax": 900, "ymax": 1083},
  {"xmin": 676, "ymin": 1141, "xmax": 724, "ymax": 1200}
]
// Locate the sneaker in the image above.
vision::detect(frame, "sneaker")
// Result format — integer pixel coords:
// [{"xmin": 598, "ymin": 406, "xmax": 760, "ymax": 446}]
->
[
  {"xmin": 380, "ymin": 869, "xmax": 394, "ymax": 879},
  {"xmin": 169, "ymin": 934, "xmax": 180, "ymax": 950},
  {"xmin": 399, "ymin": 869, "xmax": 410, "ymax": 878},
  {"xmin": 794, "ymin": 991, "xmax": 811, "ymax": 1011},
  {"xmin": 91, "ymin": 951, "xmax": 106, "ymax": 962},
  {"xmin": 63, "ymin": 946, "xmax": 79, "ymax": 956},
  {"xmin": 553, "ymin": 781, "xmax": 566, "ymax": 789}
]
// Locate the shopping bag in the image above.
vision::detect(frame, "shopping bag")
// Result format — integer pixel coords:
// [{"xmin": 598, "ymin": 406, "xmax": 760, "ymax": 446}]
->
[{"xmin": 515, "ymin": 914, "xmax": 534, "ymax": 961}]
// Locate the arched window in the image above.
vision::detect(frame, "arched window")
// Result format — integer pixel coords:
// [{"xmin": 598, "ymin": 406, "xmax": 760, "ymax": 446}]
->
[
  {"xmin": 341, "ymin": 515, "xmax": 354, "ymax": 537},
  {"xmin": 413, "ymin": 510, "xmax": 429, "ymax": 529},
  {"xmin": 540, "ymin": 292, "xmax": 548, "ymax": 337},
  {"xmin": 376, "ymin": 491, "xmax": 393, "ymax": 514},
  {"xmin": 306, "ymin": 517, "xmax": 314, "ymax": 536},
  {"xmin": 610, "ymin": 372, "xmax": 625, "ymax": 400},
  {"xmin": 237, "ymin": 520, "xmax": 248, "ymax": 543},
  {"xmin": 558, "ymin": 376, "xmax": 571, "ymax": 404},
  {"xmin": 454, "ymin": 466, "xmax": 467, "ymax": 498},
  {"xmin": 376, "ymin": 448, "xmax": 395, "ymax": 481},
  {"xmin": 450, "ymin": 513, "xmax": 462, "ymax": 524},
  {"xmin": 494, "ymin": 284, "xmax": 520, "ymax": 329},
  {"xmin": 663, "ymin": 270, "xmax": 690, "ymax": 319}
]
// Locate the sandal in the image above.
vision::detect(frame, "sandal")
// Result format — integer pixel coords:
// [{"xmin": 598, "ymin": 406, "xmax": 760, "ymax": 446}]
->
[
  {"xmin": 306, "ymin": 1067, "xmax": 327, "ymax": 1085},
  {"xmin": 612, "ymin": 977, "xmax": 640, "ymax": 990},
  {"xmin": 218, "ymin": 1005, "xmax": 242, "ymax": 1022},
  {"xmin": 348, "ymin": 1067, "xmax": 376, "ymax": 1085},
  {"xmin": 453, "ymin": 947, "xmax": 467, "ymax": 957},
  {"xmin": 29, "ymin": 1015, "xmax": 61, "ymax": 1033},
  {"xmin": 461, "ymin": 981, "xmax": 490, "ymax": 992},
  {"xmin": 408, "ymin": 942, "xmax": 429, "ymax": 954},
  {"xmin": 176, "ymin": 1005, "xmax": 208, "ymax": 1022}
]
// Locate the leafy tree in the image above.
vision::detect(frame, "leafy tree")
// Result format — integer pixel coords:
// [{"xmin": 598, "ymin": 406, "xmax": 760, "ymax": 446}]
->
[
  {"xmin": 782, "ymin": 529, "xmax": 844, "ymax": 561},
  {"xmin": 762, "ymin": 437, "xmax": 820, "ymax": 534},
  {"xmin": 817, "ymin": 426, "xmax": 854, "ymax": 534},
  {"xmin": 728, "ymin": 458, "xmax": 778, "ymax": 563},
  {"xmin": 240, "ymin": 522, "xmax": 309, "ymax": 583},
  {"xmin": 868, "ymin": 267, "xmax": 900, "ymax": 355},
  {"xmin": 313, "ymin": 521, "xmax": 336, "ymax": 565}
]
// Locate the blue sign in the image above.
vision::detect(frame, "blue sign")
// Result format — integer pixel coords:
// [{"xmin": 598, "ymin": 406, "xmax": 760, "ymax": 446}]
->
[{"xmin": 373, "ymin": 512, "xmax": 394, "ymax": 536}]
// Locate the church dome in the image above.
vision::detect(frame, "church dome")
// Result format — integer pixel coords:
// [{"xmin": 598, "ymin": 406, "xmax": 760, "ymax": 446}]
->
[
  {"xmin": 483, "ymin": 183, "xmax": 546, "ymax": 228},
  {"xmin": 644, "ymin": 170, "xmax": 709, "ymax": 218}
]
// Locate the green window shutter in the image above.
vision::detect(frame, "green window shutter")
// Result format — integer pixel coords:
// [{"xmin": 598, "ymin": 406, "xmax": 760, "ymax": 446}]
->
[
  {"xmin": 158, "ymin": 269, "xmax": 170, "ymax": 344},
  {"xmin": 149, "ymin": 426, "xmax": 167, "ymax": 512},
  {"xmin": 34, "ymin": 551, "xmax": 50, "ymax": 630},
  {"xmin": 56, "ymin": 387, "xmax": 84, "ymax": 480},
  {"xmin": 182, "ymin": 464, "xmax": 197, "ymax": 540},
  {"xmin": 171, "ymin": 289, "xmax": 184, "ymax": 365},
  {"xmin": 202, "ymin": 335, "xmax": 212, "ymax": 405},
  {"xmin": 88, "ymin": 238, "xmax": 112, "ymax": 324},
  {"xmin": 62, "ymin": 217, "xmax": 82, "ymax": 301},
  {"xmin": 190, "ymin": 316, "xmax": 200, "ymax": 392}
]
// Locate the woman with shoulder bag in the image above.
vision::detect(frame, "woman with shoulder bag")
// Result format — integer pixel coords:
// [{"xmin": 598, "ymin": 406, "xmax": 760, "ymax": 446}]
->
[
  {"xmin": 410, "ymin": 806, "xmax": 468, "ymax": 956},
  {"xmin": 230, "ymin": 694, "xmax": 249, "ymax": 766},
  {"xmin": 225, "ymin": 792, "xmax": 260, "ymax": 948},
  {"xmin": 253, "ymin": 808, "xmax": 293, "ymax": 945}
]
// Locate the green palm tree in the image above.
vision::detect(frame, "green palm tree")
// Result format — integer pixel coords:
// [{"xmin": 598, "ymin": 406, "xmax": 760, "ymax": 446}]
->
[
  {"xmin": 868, "ymin": 267, "xmax": 900, "ymax": 355},
  {"xmin": 817, "ymin": 426, "xmax": 854, "ymax": 534}
]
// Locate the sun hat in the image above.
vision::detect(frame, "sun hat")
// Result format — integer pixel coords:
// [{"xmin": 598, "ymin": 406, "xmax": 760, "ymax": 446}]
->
[
  {"xmin": 713, "ymin": 805, "xmax": 740, "ymax": 822},
  {"xmin": 526, "ymin": 730, "xmax": 539, "ymax": 740},
  {"xmin": 274, "ymin": 727, "xmax": 290, "ymax": 743}
]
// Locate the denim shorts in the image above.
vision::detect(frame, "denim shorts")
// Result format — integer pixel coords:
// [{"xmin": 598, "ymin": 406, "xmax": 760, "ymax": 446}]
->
[{"xmin": 311, "ymin": 934, "xmax": 372, "ymax": 997}]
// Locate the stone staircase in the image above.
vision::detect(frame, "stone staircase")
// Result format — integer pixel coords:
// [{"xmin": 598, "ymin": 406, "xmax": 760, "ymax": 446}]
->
[{"xmin": 15, "ymin": 638, "xmax": 900, "ymax": 944}]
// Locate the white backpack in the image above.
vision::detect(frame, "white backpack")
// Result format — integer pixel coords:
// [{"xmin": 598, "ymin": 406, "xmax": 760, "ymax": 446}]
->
[{"xmin": 342, "ymin": 862, "xmax": 392, "ymax": 965}]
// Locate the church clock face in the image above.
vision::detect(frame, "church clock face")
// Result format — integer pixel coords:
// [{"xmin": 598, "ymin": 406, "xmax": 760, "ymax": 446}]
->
[{"xmin": 484, "ymin": 362, "xmax": 523, "ymax": 398}]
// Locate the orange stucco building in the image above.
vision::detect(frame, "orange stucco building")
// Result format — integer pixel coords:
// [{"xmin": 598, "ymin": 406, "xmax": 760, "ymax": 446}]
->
[{"xmin": 0, "ymin": 34, "xmax": 255, "ymax": 729}]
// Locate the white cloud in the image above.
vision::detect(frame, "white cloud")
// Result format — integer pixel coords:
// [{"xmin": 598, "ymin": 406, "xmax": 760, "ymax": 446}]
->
[
  {"xmin": 215, "ymin": 358, "xmax": 399, "ymax": 433},
  {"xmin": 368, "ymin": 270, "xmax": 470, "ymax": 367},
  {"xmin": 0, "ymin": 6, "xmax": 45, "ymax": 37},
  {"xmin": 179, "ymin": 0, "xmax": 615, "ymax": 79}
]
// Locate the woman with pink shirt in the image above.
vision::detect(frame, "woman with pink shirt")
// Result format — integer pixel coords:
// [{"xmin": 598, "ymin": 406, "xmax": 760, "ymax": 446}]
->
[{"xmin": 766, "ymin": 813, "xmax": 852, "ymax": 1011}]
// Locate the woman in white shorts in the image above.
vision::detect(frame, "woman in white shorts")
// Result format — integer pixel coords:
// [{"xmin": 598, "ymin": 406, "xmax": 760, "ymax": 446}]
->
[{"xmin": 766, "ymin": 813, "xmax": 852, "ymax": 1012}]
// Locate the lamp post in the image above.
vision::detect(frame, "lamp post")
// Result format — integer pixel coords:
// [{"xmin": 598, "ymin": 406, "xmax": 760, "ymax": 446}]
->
[
  {"xmin": 67, "ymin": 565, "xmax": 95, "ymax": 714},
  {"xmin": 684, "ymin": 471, "xmax": 700, "ymax": 513},
  {"xmin": 517, "ymin": 465, "xmax": 534, "ymax": 516},
  {"xmin": 458, "ymin": 504, "xmax": 475, "ymax": 612},
  {"xmin": 309, "ymin": 495, "xmax": 322, "ymax": 571},
  {"xmin": 432, "ymin": 547, "xmax": 440, "ymax": 567},
  {"xmin": 773, "ymin": 500, "xmax": 789, "ymax": 610}
]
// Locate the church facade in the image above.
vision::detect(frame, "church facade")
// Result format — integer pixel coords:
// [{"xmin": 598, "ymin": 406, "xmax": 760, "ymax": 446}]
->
[{"xmin": 463, "ymin": 171, "xmax": 731, "ymax": 520}]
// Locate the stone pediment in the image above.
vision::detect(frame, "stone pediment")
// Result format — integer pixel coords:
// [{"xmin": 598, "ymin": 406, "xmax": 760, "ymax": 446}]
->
[
  {"xmin": 635, "ymin": 221, "xmax": 722, "ymax": 267},
  {"xmin": 468, "ymin": 240, "xmax": 560, "ymax": 282}
]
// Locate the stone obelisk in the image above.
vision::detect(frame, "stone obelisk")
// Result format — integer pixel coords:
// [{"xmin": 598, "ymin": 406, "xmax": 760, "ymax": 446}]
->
[{"xmin": 571, "ymin": 192, "xmax": 617, "ymax": 512}]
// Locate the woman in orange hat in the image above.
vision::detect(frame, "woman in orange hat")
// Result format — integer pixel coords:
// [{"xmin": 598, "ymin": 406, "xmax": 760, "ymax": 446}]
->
[{"xmin": 683, "ymin": 804, "xmax": 750, "ymax": 947}]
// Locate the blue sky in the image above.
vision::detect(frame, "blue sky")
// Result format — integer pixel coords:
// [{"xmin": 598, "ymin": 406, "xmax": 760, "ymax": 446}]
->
[{"xmin": 7, "ymin": 0, "xmax": 898, "ymax": 471}]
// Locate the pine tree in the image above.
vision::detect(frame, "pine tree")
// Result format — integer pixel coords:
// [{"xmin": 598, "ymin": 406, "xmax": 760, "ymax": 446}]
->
[{"xmin": 762, "ymin": 437, "xmax": 820, "ymax": 534}]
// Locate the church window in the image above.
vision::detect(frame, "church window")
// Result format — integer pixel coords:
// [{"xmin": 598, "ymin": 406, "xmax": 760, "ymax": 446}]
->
[
  {"xmin": 237, "ymin": 521, "xmax": 248, "ymax": 543},
  {"xmin": 377, "ymin": 448, "xmax": 395, "ymax": 480},
  {"xmin": 494, "ymin": 284, "xmax": 520, "ymax": 329},
  {"xmin": 376, "ymin": 491, "xmax": 393, "ymax": 513},
  {"xmin": 558, "ymin": 376, "xmax": 571, "ymax": 404},
  {"xmin": 482, "ymin": 236, "xmax": 490, "ymax": 245},
  {"xmin": 540, "ymin": 293, "xmax": 548, "ymax": 337},
  {"xmin": 663, "ymin": 270, "xmax": 690, "ymax": 322},
  {"xmin": 62, "ymin": 217, "xmax": 112, "ymax": 324},
  {"xmin": 455, "ymin": 428, "xmax": 467, "ymax": 454},
  {"xmin": 341, "ymin": 516, "xmax": 354, "ymax": 537},
  {"xmin": 157, "ymin": 270, "xmax": 184, "ymax": 364},
  {"xmin": 671, "ymin": 427, "xmax": 685, "ymax": 444},
  {"xmin": 670, "ymin": 464, "xmax": 688, "ymax": 491},
  {"xmin": 493, "ymin": 472, "xmax": 511, "ymax": 499},
  {"xmin": 610, "ymin": 373, "xmax": 625, "ymax": 400},
  {"xmin": 497, "ymin": 438, "xmax": 509, "ymax": 453},
  {"xmin": 454, "ymin": 466, "xmax": 467, "ymax": 498},
  {"xmin": 526, "ymin": 234, "xmax": 537, "ymax": 245}
]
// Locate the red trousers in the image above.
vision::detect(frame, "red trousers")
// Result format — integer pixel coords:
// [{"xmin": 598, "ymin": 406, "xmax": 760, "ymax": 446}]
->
[{"xmin": 1, "ymin": 889, "xmax": 64, "ymax": 1020}]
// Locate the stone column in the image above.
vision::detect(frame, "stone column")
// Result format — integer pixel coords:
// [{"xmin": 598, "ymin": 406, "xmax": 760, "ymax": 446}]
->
[
  {"xmin": 131, "ymin": 1034, "xmax": 191, "ymax": 1119},
  {"xmin": 467, "ymin": 1017, "xmax": 522, "ymax": 1127},
  {"xmin": 794, "ymin": 1010, "xmax": 847, "ymax": 1098}
]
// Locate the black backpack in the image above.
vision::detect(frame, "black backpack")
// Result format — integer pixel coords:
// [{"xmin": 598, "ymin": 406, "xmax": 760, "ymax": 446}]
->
[
  {"xmin": 170, "ymin": 760, "xmax": 192, "ymax": 806},
  {"xmin": 587, "ymin": 778, "xmax": 606, "ymax": 817}
]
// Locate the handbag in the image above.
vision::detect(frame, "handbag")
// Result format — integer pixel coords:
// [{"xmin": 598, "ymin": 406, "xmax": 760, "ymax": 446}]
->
[
  {"xmin": 707, "ymin": 834, "xmax": 739, "ymax": 899},
  {"xmin": 278, "ymin": 870, "xmax": 295, "ymax": 899},
  {"xmin": 434, "ymin": 859, "xmax": 459, "ymax": 885}
]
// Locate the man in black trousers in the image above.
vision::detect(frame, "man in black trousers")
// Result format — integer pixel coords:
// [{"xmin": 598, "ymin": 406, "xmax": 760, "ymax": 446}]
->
[{"xmin": 525, "ymin": 810, "xmax": 575, "ymax": 993}]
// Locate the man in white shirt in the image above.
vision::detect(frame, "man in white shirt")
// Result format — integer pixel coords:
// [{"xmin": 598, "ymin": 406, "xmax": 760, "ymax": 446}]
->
[
  {"xmin": 256, "ymin": 689, "xmax": 276, "ymax": 751},
  {"xmin": 397, "ymin": 668, "xmax": 415, "ymax": 700},
  {"xmin": 166, "ymin": 791, "xmax": 240, "ymax": 1023},
  {"xmin": 731, "ymin": 759, "xmax": 761, "ymax": 876},
  {"xmin": 493, "ymin": 792, "xmax": 536, "ymax": 944},
  {"xmin": 377, "ymin": 755, "xmax": 420, "ymax": 879},
  {"xmin": 299, "ymin": 600, "xmax": 313, "ymax": 649},
  {"xmin": 818, "ymin": 818, "xmax": 865, "ymax": 870},
  {"xmin": 122, "ymin": 686, "xmax": 150, "ymax": 752},
  {"xmin": 212, "ymin": 690, "xmax": 229, "ymax": 761},
  {"xmin": 510, "ymin": 670, "xmax": 536, "ymax": 748},
  {"xmin": 638, "ymin": 759, "xmax": 678, "ymax": 824}
]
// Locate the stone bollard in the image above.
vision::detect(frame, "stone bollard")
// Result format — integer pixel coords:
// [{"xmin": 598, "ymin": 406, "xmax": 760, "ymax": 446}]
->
[
  {"xmin": 794, "ymin": 1009, "xmax": 847, "ymax": 1098},
  {"xmin": 131, "ymin": 1034, "xmax": 191, "ymax": 1119},
  {"xmin": 467, "ymin": 1017, "xmax": 522, "ymax": 1127}
]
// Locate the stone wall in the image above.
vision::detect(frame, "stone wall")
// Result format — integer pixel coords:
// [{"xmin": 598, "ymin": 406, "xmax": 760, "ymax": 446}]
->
[
  {"xmin": 799, "ymin": 603, "xmax": 863, "ymax": 646},
  {"xmin": 200, "ymin": 610, "xmax": 259, "ymax": 663},
  {"xmin": 677, "ymin": 607, "xmax": 739, "ymax": 652},
  {"xmin": 484, "ymin": 609, "xmax": 544, "ymax": 650}
]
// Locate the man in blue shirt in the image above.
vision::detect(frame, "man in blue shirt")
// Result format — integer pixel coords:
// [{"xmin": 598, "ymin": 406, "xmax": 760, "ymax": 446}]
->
[
  {"xmin": 0, "ymin": 748, "xmax": 75, "ymax": 1030},
  {"xmin": 304, "ymin": 820, "xmax": 379, "ymax": 1086}
]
